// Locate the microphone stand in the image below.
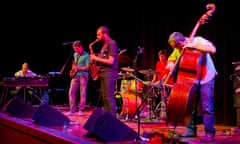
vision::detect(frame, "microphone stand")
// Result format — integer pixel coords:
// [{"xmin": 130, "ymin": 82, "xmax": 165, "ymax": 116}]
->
[
  {"xmin": 132, "ymin": 48, "xmax": 144, "ymax": 143},
  {"xmin": 60, "ymin": 51, "xmax": 73, "ymax": 74}
]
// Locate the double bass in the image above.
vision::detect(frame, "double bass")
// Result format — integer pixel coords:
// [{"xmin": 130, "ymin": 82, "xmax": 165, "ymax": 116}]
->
[{"xmin": 164, "ymin": 3, "xmax": 216, "ymax": 125}]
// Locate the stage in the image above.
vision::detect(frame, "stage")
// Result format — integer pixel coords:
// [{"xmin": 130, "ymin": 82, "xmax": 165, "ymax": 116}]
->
[{"xmin": 0, "ymin": 103, "xmax": 240, "ymax": 144}]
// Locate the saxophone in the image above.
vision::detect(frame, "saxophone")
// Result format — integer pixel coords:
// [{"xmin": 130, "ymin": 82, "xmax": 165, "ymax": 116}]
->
[{"xmin": 88, "ymin": 40, "xmax": 99, "ymax": 81}]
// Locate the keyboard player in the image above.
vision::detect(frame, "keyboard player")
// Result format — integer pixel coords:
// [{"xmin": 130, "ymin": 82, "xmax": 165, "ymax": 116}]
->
[{"xmin": 13, "ymin": 62, "xmax": 48, "ymax": 104}]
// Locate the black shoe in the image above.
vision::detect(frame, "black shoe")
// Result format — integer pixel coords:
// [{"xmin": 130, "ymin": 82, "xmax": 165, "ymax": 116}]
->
[
  {"xmin": 200, "ymin": 133, "xmax": 215, "ymax": 142},
  {"xmin": 84, "ymin": 132, "xmax": 96, "ymax": 138},
  {"xmin": 181, "ymin": 129, "xmax": 197, "ymax": 137},
  {"xmin": 84, "ymin": 132, "xmax": 104, "ymax": 141}
]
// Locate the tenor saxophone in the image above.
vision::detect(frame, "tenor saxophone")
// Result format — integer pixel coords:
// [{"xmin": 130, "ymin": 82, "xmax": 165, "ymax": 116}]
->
[{"xmin": 89, "ymin": 40, "xmax": 99, "ymax": 81}]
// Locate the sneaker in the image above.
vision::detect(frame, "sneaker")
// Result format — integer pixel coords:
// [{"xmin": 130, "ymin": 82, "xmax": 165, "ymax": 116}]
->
[
  {"xmin": 65, "ymin": 111, "xmax": 75, "ymax": 116},
  {"xmin": 200, "ymin": 133, "xmax": 215, "ymax": 142},
  {"xmin": 181, "ymin": 129, "xmax": 197, "ymax": 137},
  {"xmin": 78, "ymin": 111, "xmax": 84, "ymax": 116}
]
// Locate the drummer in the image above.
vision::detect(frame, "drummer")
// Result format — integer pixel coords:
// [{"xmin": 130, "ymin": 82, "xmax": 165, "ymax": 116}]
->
[
  {"xmin": 151, "ymin": 49, "xmax": 170, "ymax": 85},
  {"xmin": 151, "ymin": 49, "xmax": 171, "ymax": 109}
]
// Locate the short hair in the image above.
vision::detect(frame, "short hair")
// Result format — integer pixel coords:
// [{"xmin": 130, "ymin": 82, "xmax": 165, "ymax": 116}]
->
[
  {"xmin": 72, "ymin": 40, "xmax": 82, "ymax": 47},
  {"xmin": 158, "ymin": 49, "xmax": 168, "ymax": 56},
  {"xmin": 168, "ymin": 32, "xmax": 185, "ymax": 44},
  {"xmin": 97, "ymin": 26, "xmax": 110, "ymax": 34},
  {"xmin": 22, "ymin": 63, "xmax": 29, "ymax": 67}
]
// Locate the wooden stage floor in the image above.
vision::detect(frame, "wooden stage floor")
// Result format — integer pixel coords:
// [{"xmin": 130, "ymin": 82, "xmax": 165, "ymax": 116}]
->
[{"xmin": 0, "ymin": 104, "xmax": 240, "ymax": 144}]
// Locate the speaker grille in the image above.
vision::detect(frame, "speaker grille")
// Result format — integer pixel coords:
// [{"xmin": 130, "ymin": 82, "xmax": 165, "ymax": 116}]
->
[
  {"xmin": 84, "ymin": 107, "xmax": 137, "ymax": 142},
  {"xmin": 32, "ymin": 103, "xmax": 70, "ymax": 126},
  {"xmin": 5, "ymin": 96, "xmax": 36, "ymax": 118}
]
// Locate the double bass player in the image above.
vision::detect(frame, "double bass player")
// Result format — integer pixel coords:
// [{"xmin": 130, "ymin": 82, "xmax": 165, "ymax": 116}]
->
[{"xmin": 166, "ymin": 32, "xmax": 217, "ymax": 142}]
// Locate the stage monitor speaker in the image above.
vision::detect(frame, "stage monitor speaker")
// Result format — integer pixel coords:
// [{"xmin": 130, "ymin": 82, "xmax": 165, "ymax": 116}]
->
[
  {"xmin": 5, "ymin": 96, "xmax": 36, "ymax": 118},
  {"xmin": 83, "ymin": 107, "xmax": 137, "ymax": 142},
  {"xmin": 32, "ymin": 103, "xmax": 70, "ymax": 126}
]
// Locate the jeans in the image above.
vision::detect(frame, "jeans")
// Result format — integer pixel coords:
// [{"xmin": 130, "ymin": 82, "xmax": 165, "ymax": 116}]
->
[
  {"xmin": 68, "ymin": 75, "xmax": 89, "ymax": 112},
  {"xmin": 187, "ymin": 78, "xmax": 216, "ymax": 134}
]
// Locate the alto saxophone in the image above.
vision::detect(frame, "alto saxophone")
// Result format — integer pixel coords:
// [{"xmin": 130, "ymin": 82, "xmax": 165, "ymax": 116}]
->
[{"xmin": 89, "ymin": 40, "xmax": 99, "ymax": 81}]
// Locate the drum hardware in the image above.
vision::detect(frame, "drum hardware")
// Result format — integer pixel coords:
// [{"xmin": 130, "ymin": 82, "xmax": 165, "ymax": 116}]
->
[
  {"xmin": 129, "ymin": 78, "xmax": 169, "ymax": 123},
  {"xmin": 117, "ymin": 72, "xmax": 144, "ymax": 94},
  {"xmin": 143, "ymin": 81, "xmax": 162, "ymax": 89},
  {"xmin": 115, "ymin": 71, "xmax": 132, "ymax": 93},
  {"xmin": 115, "ymin": 72, "xmax": 143, "ymax": 120},
  {"xmin": 155, "ymin": 101, "xmax": 167, "ymax": 122},
  {"xmin": 122, "ymin": 75, "xmax": 168, "ymax": 122},
  {"xmin": 124, "ymin": 73, "xmax": 160, "ymax": 122},
  {"xmin": 154, "ymin": 81, "xmax": 169, "ymax": 122},
  {"xmin": 138, "ymin": 85, "xmax": 157, "ymax": 121},
  {"xmin": 118, "ymin": 71, "xmax": 132, "ymax": 78},
  {"xmin": 138, "ymin": 69, "xmax": 159, "ymax": 75},
  {"xmin": 139, "ymin": 69, "xmax": 159, "ymax": 83},
  {"xmin": 121, "ymin": 67, "xmax": 135, "ymax": 72},
  {"xmin": 117, "ymin": 72, "xmax": 132, "ymax": 84}
]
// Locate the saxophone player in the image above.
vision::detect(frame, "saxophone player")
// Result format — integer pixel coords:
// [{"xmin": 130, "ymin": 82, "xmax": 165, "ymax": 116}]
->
[{"xmin": 90, "ymin": 26, "xmax": 118, "ymax": 117}]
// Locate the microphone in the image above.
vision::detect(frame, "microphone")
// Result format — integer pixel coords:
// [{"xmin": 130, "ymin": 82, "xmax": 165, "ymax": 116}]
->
[
  {"xmin": 138, "ymin": 46, "xmax": 144, "ymax": 54},
  {"xmin": 62, "ymin": 42, "xmax": 74, "ymax": 45},
  {"xmin": 118, "ymin": 49, "xmax": 127, "ymax": 55}
]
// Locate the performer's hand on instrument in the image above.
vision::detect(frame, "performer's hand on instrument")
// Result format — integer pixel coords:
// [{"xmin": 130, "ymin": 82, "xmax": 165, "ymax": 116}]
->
[
  {"xmin": 236, "ymin": 65, "xmax": 240, "ymax": 71},
  {"xmin": 72, "ymin": 63, "xmax": 77, "ymax": 70},
  {"xmin": 143, "ymin": 81, "xmax": 151, "ymax": 86},
  {"xmin": 151, "ymin": 78, "xmax": 156, "ymax": 83},
  {"xmin": 90, "ymin": 54, "xmax": 97, "ymax": 61},
  {"xmin": 183, "ymin": 38, "xmax": 195, "ymax": 49},
  {"xmin": 166, "ymin": 61, "xmax": 174, "ymax": 71}
]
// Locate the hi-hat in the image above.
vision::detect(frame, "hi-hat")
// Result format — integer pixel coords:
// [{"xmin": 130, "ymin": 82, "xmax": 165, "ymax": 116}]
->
[
  {"xmin": 121, "ymin": 67, "xmax": 135, "ymax": 72},
  {"xmin": 139, "ymin": 69, "xmax": 158, "ymax": 75},
  {"xmin": 118, "ymin": 72, "xmax": 131, "ymax": 77}
]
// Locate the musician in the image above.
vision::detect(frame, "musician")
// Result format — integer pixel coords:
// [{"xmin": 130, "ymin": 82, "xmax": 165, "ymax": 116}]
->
[
  {"xmin": 15, "ymin": 63, "xmax": 37, "ymax": 78},
  {"xmin": 151, "ymin": 49, "xmax": 170, "ymax": 111},
  {"xmin": 166, "ymin": 32, "xmax": 217, "ymax": 142},
  {"xmin": 14, "ymin": 63, "xmax": 42, "ymax": 103},
  {"xmin": 67, "ymin": 40, "xmax": 90, "ymax": 116},
  {"xmin": 90, "ymin": 26, "xmax": 118, "ymax": 117},
  {"xmin": 152, "ymin": 49, "xmax": 170, "ymax": 85}
]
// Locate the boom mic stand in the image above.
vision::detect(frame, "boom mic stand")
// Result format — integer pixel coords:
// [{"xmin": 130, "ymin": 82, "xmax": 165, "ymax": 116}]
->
[
  {"xmin": 131, "ymin": 47, "xmax": 145, "ymax": 143},
  {"xmin": 60, "ymin": 51, "xmax": 74, "ymax": 74},
  {"xmin": 132, "ymin": 47, "xmax": 144, "ymax": 119}
]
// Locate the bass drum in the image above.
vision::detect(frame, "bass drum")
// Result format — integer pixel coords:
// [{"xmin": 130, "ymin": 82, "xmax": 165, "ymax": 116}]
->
[{"xmin": 115, "ymin": 92, "xmax": 142, "ymax": 117}]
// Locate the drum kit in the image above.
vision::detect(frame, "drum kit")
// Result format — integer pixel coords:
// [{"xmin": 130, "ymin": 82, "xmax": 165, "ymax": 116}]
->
[{"xmin": 115, "ymin": 66, "xmax": 167, "ymax": 123}]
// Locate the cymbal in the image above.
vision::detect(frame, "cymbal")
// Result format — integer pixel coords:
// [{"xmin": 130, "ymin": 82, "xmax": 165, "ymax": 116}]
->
[
  {"xmin": 139, "ymin": 69, "xmax": 158, "ymax": 75},
  {"xmin": 121, "ymin": 67, "xmax": 135, "ymax": 72},
  {"xmin": 118, "ymin": 72, "xmax": 131, "ymax": 77}
]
